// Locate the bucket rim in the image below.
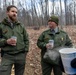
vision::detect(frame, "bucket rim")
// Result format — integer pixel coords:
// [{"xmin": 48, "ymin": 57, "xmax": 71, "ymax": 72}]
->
[{"xmin": 59, "ymin": 48, "xmax": 76, "ymax": 54}]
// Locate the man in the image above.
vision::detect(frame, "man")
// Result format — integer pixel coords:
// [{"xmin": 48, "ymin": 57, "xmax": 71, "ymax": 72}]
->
[
  {"xmin": 0, "ymin": 5, "xmax": 29, "ymax": 75},
  {"xmin": 37, "ymin": 15, "xmax": 73, "ymax": 75}
]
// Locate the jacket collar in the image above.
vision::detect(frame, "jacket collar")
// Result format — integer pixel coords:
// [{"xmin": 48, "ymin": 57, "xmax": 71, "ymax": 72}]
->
[
  {"xmin": 47, "ymin": 27, "xmax": 60, "ymax": 35},
  {"xmin": 1, "ymin": 17, "xmax": 21, "ymax": 26}
]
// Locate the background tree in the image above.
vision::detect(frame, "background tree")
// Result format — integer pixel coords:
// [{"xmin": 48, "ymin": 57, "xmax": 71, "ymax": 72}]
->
[{"xmin": 0, "ymin": 0, "xmax": 76, "ymax": 26}]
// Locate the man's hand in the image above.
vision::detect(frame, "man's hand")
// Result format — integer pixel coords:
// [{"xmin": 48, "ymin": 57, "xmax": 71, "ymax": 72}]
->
[
  {"xmin": 46, "ymin": 43, "xmax": 53, "ymax": 49},
  {"xmin": 7, "ymin": 38, "xmax": 17, "ymax": 46}
]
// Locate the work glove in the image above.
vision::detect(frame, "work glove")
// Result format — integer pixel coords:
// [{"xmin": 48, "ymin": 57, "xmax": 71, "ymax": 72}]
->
[{"xmin": 71, "ymin": 58, "xmax": 76, "ymax": 68}]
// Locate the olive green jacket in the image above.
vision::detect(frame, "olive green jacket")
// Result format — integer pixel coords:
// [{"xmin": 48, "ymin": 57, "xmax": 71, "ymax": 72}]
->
[
  {"xmin": 37, "ymin": 28, "xmax": 73, "ymax": 58},
  {"xmin": 0, "ymin": 18, "xmax": 29, "ymax": 54}
]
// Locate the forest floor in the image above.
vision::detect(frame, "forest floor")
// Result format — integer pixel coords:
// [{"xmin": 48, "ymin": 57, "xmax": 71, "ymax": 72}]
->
[
  {"xmin": 1, "ymin": 25, "xmax": 76, "ymax": 75},
  {"xmin": 24, "ymin": 25, "xmax": 76, "ymax": 75}
]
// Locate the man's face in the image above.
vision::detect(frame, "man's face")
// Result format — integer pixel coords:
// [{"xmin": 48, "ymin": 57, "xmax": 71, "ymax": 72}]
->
[
  {"xmin": 48, "ymin": 21, "xmax": 57, "ymax": 29},
  {"xmin": 7, "ymin": 7, "xmax": 18, "ymax": 21}
]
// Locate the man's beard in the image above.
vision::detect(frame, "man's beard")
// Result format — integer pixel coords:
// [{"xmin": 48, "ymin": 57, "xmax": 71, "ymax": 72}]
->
[{"xmin": 9, "ymin": 15, "xmax": 17, "ymax": 21}]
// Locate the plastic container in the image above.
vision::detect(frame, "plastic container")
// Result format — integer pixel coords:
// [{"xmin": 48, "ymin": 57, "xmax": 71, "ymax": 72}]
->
[{"xmin": 59, "ymin": 48, "xmax": 76, "ymax": 74}]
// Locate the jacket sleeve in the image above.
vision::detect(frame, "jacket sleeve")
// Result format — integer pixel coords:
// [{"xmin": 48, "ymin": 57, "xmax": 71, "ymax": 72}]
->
[
  {"xmin": 23, "ymin": 27, "xmax": 29, "ymax": 52},
  {"xmin": 37, "ymin": 32, "xmax": 46, "ymax": 50},
  {"xmin": 65, "ymin": 34, "xmax": 73, "ymax": 47},
  {"xmin": 0, "ymin": 27, "xmax": 7, "ymax": 47}
]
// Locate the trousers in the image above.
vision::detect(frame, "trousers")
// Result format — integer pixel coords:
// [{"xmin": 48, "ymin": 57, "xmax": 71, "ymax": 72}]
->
[
  {"xmin": 41, "ymin": 60, "xmax": 62, "ymax": 75},
  {"xmin": 0, "ymin": 52, "xmax": 26, "ymax": 75}
]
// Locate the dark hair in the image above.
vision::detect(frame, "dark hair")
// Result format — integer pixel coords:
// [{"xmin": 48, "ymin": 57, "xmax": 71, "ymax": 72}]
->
[{"xmin": 7, "ymin": 5, "xmax": 17, "ymax": 12}]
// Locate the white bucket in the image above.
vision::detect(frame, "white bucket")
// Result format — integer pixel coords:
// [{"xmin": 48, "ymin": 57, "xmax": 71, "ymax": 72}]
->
[{"xmin": 59, "ymin": 48, "xmax": 76, "ymax": 74}]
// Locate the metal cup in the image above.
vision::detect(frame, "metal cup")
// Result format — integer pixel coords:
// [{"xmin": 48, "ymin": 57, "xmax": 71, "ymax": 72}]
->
[
  {"xmin": 11, "ymin": 36, "xmax": 17, "ymax": 46},
  {"xmin": 11, "ymin": 36, "xmax": 17, "ymax": 42},
  {"xmin": 49, "ymin": 40, "xmax": 54, "ymax": 48}
]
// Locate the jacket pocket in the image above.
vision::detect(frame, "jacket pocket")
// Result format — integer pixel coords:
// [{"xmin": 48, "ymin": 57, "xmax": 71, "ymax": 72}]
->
[{"xmin": 0, "ymin": 65, "xmax": 8, "ymax": 71}]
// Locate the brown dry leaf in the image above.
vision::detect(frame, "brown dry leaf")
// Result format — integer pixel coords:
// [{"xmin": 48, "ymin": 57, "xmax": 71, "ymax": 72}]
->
[{"xmin": 10, "ymin": 26, "xmax": 76, "ymax": 75}]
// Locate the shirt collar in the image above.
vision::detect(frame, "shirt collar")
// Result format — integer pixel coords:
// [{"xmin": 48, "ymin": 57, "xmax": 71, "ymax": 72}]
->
[
  {"xmin": 50, "ymin": 27, "xmax": 59, "ymax": 33},
  {"xmin": 54, "ymin": 27, "xmax": 59, "ymax": 33}
]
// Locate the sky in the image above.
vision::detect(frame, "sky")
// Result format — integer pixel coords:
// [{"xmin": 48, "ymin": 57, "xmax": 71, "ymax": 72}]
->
[
  {"xmin": 5, "ymin": 0, "xmax": 65, "ymax": 8},
  {"xmin": 0, "ymin": 0, "xmax": 65, "ymax": 15},
  {"xmin": 18, "ymin": 0, "xmax": 65, "ymax": 15},
  {"xmin": 1, "ymin": 0, "xmax": 74, "ymax": 15}
]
